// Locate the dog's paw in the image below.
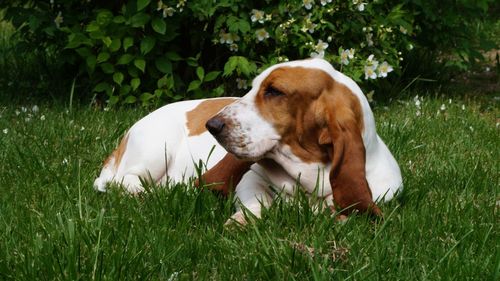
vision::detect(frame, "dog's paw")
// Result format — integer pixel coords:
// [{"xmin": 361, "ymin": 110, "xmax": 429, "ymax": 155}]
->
[{"xmin": 93, "ymin": 178, "xmax": 107, "ymax": 192}]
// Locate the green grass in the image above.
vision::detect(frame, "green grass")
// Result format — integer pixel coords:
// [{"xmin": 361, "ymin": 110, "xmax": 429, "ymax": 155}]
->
[{"xmin": 0, "ymin": 92, "xmax": 498, "ymax": 280}]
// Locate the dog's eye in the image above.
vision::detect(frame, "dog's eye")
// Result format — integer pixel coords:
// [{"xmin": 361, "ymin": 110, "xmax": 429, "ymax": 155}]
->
[{"xmin": 264, "ymin": 86, "xmax": 285, "ymax": 98}]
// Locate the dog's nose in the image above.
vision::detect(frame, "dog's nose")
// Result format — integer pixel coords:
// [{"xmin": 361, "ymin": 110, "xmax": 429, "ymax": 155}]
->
[{"xmin": 206, "ymin": 117, "xmax": 225, "ymax": 135}]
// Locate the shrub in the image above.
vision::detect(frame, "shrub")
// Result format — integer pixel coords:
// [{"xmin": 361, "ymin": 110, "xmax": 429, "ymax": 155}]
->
[{"xmin": 0, "ymin": 0, "xmax": 495, "ymax": 105}]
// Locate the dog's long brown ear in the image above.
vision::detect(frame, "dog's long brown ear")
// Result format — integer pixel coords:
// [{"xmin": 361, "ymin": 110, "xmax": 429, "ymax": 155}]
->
[
  {"xmin": 321, "ymin": 88, "xmax": 382, "ymax": 217},
  {"xmin": 195, "ymin": 153, "xmax": 253, "ymax": 196}
]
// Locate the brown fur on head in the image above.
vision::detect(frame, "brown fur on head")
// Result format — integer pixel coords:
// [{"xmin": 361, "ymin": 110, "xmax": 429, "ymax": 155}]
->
[{"xmin": 254, "ymin": 66, "xmax": 381, "ymax": 216}]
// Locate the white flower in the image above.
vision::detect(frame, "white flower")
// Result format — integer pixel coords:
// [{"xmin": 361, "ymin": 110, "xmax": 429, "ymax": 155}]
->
[
  {"xmin": 364, "ymin": 65, "xmax": 377, "ymax": 80},
  {"xmin": 21, "ymin": 107, "xmax": 27, "ymax": 113},
  {"xmin": 321, "ymin": 0, "xmax": 332, "ymax": 6},
  {"xmin": 62, "ymin": 158, "xmax": 69, "ymax": 165},
  {"xmin": 440, "ymin": 104, "xmax": 446, "ymax": 111},
  {"xmin": 314, "ymin": 40, "xmax": 329, "ymax": 53},
  {"xmin": 301, "ymin": 18, "xmax": 317, "ymax": 34},
  {"xmin": 54, "ymin": 11, "xmax": 63, "ymax": 28},
  {"xmin": 367, "ymin": 54, "xmax": 379, "ymax": 68},
  {"xmin": 377, "ymin": 61, "xmax": 393, "ymax": 78},
  {"xmin": 310, "ymin": 52, "xmax": 324, "ymax": 58},
  {"xmin": 400, "ymin": 26, "xmax": 407, "ymax": 34},
  {"xmin": 461, "ymin": 104, "xmax": 465, "ymax": 110},
  {"xmin": 251, "ymin": 9, "xmax": 265, "ymax": 23},
  {"xmin": 229, "ymin": 43, "xmax": 238, "ymax": 52},
  {"xmin": 347, "ymin": 48, "xmax": 355, "ymax": 59},
  {"xmin": 414, "ymin": 98, "xmax": 421, "ymax": 108},
  {"xmin": 340, "ymin": 49, "xmax": 350, "ymax": 65},
  {"xmin": 162, "ymin": 7, "xmax": 175, "ymax": 17},
  {"xmin": 32, "ymin": 105, "xmax": 39, "ymax": 113},
  {"xmin": 255, "ymin": 28, "xmax": 270, "ymax": 42},
  {"xmin": 366, "ymin": 90, "xmax": 374, "ymax": 102},
  {"xmin": 40, "ymin": 115, "xmax": 46, "ymax": 121},
  {"xmin": 81, "ymin": 126, "xmax": 85, "ymax": 131},
  {"xmin": 340, "ymin": 48, "xmax": 355, "ymax": 65},
  {"xmin": 310, "ymin": 40, "xmax": 328, "ymax": 58},
  {"xmin": 357, "ymin": 3, "xmax": 366, "ymax": 11},
  {"xmin": 303, "ymin": 0, "xmax": 314, "ymax": 10},
  {"xmin": 277, "ymin": 56, "xmax": 289, "ymax": 62},
  {"xmin": 219, "ymin": 31, "xmax": 233, "ymax": 44},
  {"xmin": 416, "ymin": 110, "xmax": 421, "ymax": 116},
  {"xmin": 2, "ymin": 128, "xmax": 7, "ymax": 134},
  {"xmin": 366, "ymin": 33, "xmax": 374, "ymax": 46},
  {"xmin": 176, "ymin": 0, "xmax": 186, "ymax": 12},
  {"xmin": 327, "ymin": 36, "xmax": 332, "ymax": 42},
  {"xmin": 15, "ymin": 110, "xmax": 20, "ymax": 116},
  {"xmin": 408, "ymin": 43, "xmax": 414, "ymax": 50},
  {"xmin": 157, "ymin": 1, "xmax": 175, "ymax": 17},
  {"xmin": 236, "ymin": 78, "xmax": 248, "ymax": 90},
  {"xmin": 157, "ymin": 0, "xmax": 165, "ymax": 10}
]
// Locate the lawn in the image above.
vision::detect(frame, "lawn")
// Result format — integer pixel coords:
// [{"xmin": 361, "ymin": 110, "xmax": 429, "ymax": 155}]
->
[{"xmin": 0, "ymin": 89, "xmax": 498, "ymax": 280}]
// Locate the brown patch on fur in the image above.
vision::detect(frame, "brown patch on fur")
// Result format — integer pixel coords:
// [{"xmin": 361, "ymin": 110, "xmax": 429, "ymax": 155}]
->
[
  {"xmin": 195, "ymin": 153, "xmax": 252, "ymax": 196},
  {"xmin": 103, "ymin": 133, "xmax": 129, "ymax": 171},
  {"xmin": 186, "ymin": 98, "xmax": 236, "ymax": 136},
  {"xmin": 254, "ymin": 66, "xmax": 379, "ymax": 217}
]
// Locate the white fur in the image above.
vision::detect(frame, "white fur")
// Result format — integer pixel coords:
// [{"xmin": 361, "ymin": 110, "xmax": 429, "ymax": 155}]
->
[{"xmin": 94, "ymin": 58, "xmax": 402, "ymax": 224}]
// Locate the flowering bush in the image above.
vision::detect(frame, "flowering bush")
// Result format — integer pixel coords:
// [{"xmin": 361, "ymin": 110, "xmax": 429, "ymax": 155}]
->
[{"xmin": 0, "ymin": 0, "xmax": 494, "ymax": 105}]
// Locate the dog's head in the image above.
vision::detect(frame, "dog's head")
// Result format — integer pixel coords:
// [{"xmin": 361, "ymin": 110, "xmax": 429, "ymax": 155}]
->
[{"xmin": 206, "ymin": 58, "xmax": 380, "ymax": 215}]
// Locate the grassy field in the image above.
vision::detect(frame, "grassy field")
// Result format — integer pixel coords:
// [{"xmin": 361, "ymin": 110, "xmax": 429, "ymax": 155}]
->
[{"xmin": 0, "ymin": 90, "xmax": 498, "ymax": 280}]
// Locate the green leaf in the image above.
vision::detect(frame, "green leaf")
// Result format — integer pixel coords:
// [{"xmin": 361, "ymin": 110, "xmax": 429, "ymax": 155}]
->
[
  {"xmin": 102, "ymin": 36, "xmax": 112, "ymax": 47},
  {"xmin": 137, "ymin": 0, "xmax": 151, "ymax": 11},
  {"xmin": 128, "ymin": 65, "xmax": 139, "ymax": 78},
  {"xmin": 113, "ymin": 15, "xmax": 126, "ymax": 23},
  {"xmin": 196, "ymin": 67, "xmax": 205, "ymax": 81},
  {"xmin": 75, "ymin": 47, "xmax": 91, "ymax": 58},
  {"xmin": 223, "ymin": 57, "xmax": 238, "ymax": 77},
  {"xmin": 223, "ymin": 56, "xmax": 255, "ymax": 77},
  {"xmin": 134, "ymin": 59, "xmax": 146, "ymax": 72},
  {"xmin": 187, "ymin": 80, "xmax": 201, "ymax": 92},
  {"xmin": 124, "ymin": 95, "xmax": 137, "ymax": 104},
  {"xmin": 204, "ymin": 71, "xmax": 221, "ymax": 82},
  {"xmin": 140, "ymin": 36, "xmax": 156, "ymax": 55},
  {"xmin": 108, "ymin": 96, "xmax": 119, "ymax": 105},
  {"xmin": 155, "ymin": 57, "xmax": 172, "ymax": 74},
  {"xmin": 131, "ymin": 78, "xmax": 141, "ymax": 91},
  {"xmin": 117, "ymin": 54, "xmax": 134, "ymax": 65},
  {"xmin": 93, "ymin": 82, "xmax": 111, "ymax": 93},
  {"xmin": 123, "ymin": 37, "xmax": 134, "ymax": 51},
  {"xmin": 96, "ymin": 10, "xmax": 113, "ymax": 26},
  {"xmin": 109, "ymin": 38, "xmax": 121, "ymax": 52},
  {"xmin": 100, "ymin": 63, "xmax": 115, "ymax": 74},
  {"xmin": 151, "ymin": 17, "xmax": 166, "ymax": 34},
  {"xmin": 140, "ymin": 92, "xmax": 154, "ymax": 102},
  {"xmin": 97, "ymin": 52, "xmax": 110, "ymax": 63},
  {"xmin": 113, "ymin": 72, "xmax": 124, "ymax": 85},
  {"xmin": 85, "ymin": 22, "xmax": 100, "ymax": 32},
  {"xmin": 130, "ymin": 13, "xmax": 150, "ymax": 27},
  {"xmin": 86, "ymin": 55, "xmax": 96, "ymax": 72},
  {"xmin": 120, "ymin": 85, "xmax": 132, "ymax": 95},
  {"xmin": 165, "ymin": 51, "xmax": 182, "ymax": 61},
  {"xmin": 237, "ymin": 19, "xmax": 250, "ymax": 33},
  {"xmin": 66, "ymin": 33, "xmax": 91, "ymax": 49}
]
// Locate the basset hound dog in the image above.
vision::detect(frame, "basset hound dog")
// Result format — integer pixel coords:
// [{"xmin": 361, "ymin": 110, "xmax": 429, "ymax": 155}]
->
[{"xmin": 94, "ymin": 58, "xmax": 402, "ymax": 224}]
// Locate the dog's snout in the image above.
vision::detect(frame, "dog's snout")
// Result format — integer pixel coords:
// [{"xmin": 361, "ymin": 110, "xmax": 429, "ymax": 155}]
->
[{"xmin": 206, "ymin": 117, "xmax": 226, "ymax": 135}]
